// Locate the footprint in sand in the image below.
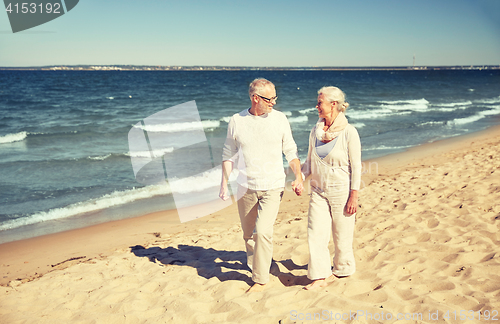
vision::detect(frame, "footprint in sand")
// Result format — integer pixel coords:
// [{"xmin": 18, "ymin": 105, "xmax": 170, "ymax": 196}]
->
[
  {"xmin": 427, "ymin": 218, "xmax": 440, "ymax": 228},
  {"xmin": 395, "ymin": 288, "xmax": 419, "ymax": 301},
  {"xmin": 427, "ymin": 281, "xmax": 456, "ymax": 291}
]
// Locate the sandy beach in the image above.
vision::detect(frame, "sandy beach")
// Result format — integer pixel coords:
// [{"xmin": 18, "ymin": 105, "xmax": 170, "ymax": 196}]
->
[{"xmin": 1, "ymin": 126, "xmax": 500, "ymax": 324}]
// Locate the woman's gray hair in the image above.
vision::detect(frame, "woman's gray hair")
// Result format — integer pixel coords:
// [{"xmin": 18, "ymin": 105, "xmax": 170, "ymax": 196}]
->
[
  {"xmin": 249, "ymin": 78, "xmax": 274, "ymax": 99},
  {"xmin": 318, "ymin": 86, "xmax": 349, "ymax": 112}
]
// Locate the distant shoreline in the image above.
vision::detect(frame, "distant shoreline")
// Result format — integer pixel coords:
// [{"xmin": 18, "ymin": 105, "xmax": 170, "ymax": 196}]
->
[{"xmin": 0, "ymin": 65, "xmax": 499, "ymax": 71}]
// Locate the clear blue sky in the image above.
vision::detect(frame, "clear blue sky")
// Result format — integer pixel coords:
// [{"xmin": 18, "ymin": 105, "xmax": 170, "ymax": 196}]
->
[{"xmin": 1, "ymin": 0, "xmax": 499, "ymax": 67}]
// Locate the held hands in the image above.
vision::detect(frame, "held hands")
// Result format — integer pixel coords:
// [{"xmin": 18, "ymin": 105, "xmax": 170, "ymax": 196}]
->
[
  {"xmin": 290, "ymin": 159, "xmax": 304, "ymax": 196},
  {"xmin": 292, "ymin": 178, "xmax": 304, "ymax": 196}
]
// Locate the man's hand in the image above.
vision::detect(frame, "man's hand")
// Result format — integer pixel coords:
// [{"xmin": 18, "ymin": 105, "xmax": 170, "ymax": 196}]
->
[
  {"xmin": 220, "ymin": 160, "xmax": 234, "ymax": 201},
  {"xmin": 219, "ymin": 183, "xmax": 230, "ymax": 201}
]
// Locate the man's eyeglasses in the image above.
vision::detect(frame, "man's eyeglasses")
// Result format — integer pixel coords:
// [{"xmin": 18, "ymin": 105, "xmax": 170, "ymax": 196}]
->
[{"xmin": 255, "ymin": 94, "xmax": 278, "ymax": 103}]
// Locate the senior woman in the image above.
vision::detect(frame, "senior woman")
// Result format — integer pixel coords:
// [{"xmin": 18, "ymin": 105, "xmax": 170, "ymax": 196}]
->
[{"xmin": 302, "ymin": 86, "xmax": 362, "ymax": 290}]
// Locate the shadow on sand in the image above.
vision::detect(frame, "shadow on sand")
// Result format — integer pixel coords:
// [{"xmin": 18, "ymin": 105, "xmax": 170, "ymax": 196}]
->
[{"xmin": 130, "ymin": 244, "xmax": 310, "ymax": 287}]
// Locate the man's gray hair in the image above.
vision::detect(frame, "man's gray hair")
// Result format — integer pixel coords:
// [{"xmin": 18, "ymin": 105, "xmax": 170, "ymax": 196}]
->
[{"xmin": 249, "ymin": 78, "xmax": 274, "ymax": 99}]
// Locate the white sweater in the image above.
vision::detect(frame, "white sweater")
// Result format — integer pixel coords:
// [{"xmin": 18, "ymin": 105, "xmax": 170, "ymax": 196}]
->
[{"xmin": 222, "ymin": 108, "xmax": 299, "ymax": 190}]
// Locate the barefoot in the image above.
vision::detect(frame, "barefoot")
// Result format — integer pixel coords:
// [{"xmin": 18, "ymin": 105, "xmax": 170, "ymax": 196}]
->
[
  {"xmin": 246, "ymin": 283, "xmax": 266, "ymax": 293},
  {"xmin": 304, "ymin": 274, "xmax": 336, "ymax": 290}
]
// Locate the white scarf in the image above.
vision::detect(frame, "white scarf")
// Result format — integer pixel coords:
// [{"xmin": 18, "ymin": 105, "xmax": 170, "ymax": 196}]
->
[{"xmin": 315, "ymin": 112, "xmax": 349, "ymax": 142}]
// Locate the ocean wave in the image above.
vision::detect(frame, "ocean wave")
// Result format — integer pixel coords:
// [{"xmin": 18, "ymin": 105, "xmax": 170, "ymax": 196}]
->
[
  {"xmin": 449, "ymin": 114, "xmax": 485, "ymax": 125},
  {"xmin": 449, "ymin": 106, "xmax": 500, "ymax": 125},
  {"xmin": 4, "ymin": 152, "xmax": 128, "ymax": 164},
  {"xmin": 168, "ymin": 167, "xmax": 233, "ymax": 194},
  {"xmin": 379, "ymin": 98, "xmax": 429, "ymax": 111},
  {"xmin": 127, "ymin": 147, "xmax": 174, "ymax": 158},
  {"xmin": 0, "ymin": 185, "xmax": 172, "ymax": 231},
  {"xmin": 0, "ymin": 167, "xmax": 233, "ymax": 231},
  {"xmin": 287, "ymin": 116, "xmax": 308, "ymax": 123},
  {"xmin": 364, "ymin": 144, "xmax": 414, "ymax": 151},
  {"xmin": 419, "ymin": 121, "xmax": 445, "ymax": 126},
  {"xmin": 379, "ymin": 98, "xmax": 429, "ymax": 105},
  {"xmin": 220, "ymin": 116, "xmax": 232, "ymax": 123},
  {"xmin": 433, "ymin": 107, "xmax": 462, "ymax": 112},
  {"xmin": 0, "ymin": 131, "xmax": 28, "ymax": 144},
  {"xmin": 88, "ymin": 154, "xmax": 112, "ymax": 161},
  {"xmin": 433, "ymin": 101, "xmax": 472, "ymax": 108},
  {"xmin": 134, "ymin": 120, "xmax": 221, "ymax": 133},
  {"xmin": 346, "ymin": 108, "xmax": 403, "ymax": 119},
  {"xmin": 476, "ymin": 96, "xmax": 500, "ymax": 105},
  {"xmin": 298, "ymin": 107, "xmax": 316, "ymax": 115},
  {"xmin": 351, "ymin": 122, "xmax": 366, "ymax": 128}
]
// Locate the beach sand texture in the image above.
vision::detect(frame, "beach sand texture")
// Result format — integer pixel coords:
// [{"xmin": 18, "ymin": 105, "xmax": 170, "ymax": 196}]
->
[{"xmin": 1, "ymin": 126, "xmax": 499, "ymax": 324}]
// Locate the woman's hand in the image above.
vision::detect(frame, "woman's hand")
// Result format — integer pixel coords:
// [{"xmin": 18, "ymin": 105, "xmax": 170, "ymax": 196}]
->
[{"xmin": 345, "ymin": 190, "xmax": 358, "ymax": 215}]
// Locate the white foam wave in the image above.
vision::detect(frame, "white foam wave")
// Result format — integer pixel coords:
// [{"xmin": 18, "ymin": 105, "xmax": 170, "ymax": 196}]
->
[
  {"xmin": 433, "ymin": 101, "xmax": 472, "ymax": 108},
  {"xmin": 476, "ymin": 96, "xmax": 500, "ymax": 105},
  {"xmin": 351, "ymin": 123, "xmax": 365, "ymax": 128},
  {"xmin": 380, "ymin": 98, "xmax": 429, "ymax": 111},
  {"xmin": 379, "ymin": 99, "xmax": 429, "ymax": 105},
  {"xmin": 298, "ymin": 107, "xmax": 316, "ymax": 114},
  {"xmin": 200, "ymin": 120, "xmax": 221, "ymax": 129},
  {"xmin": 220, "ymin": 116, "xmax": 232, "ymax": 123},
  {"xmin": 0, "ymin": 131, "xmax": 28, "ymax": 144},
  {"xmin": 0, "ymin": 185, "xmax": 172, "ymax": 231},
  {"xmin": 450, "ymin": 114, "xmax": 484, "ymax": 125},
  {"xmin": 127, "ymin": 147, "xmax": 174, "ymax": 158},
  {"xmin": 281, "ymin": 110, "xmax": 292, "ymax": 116},
  {"xmin": 346, "ymin": 108, "xmax": 397, "ymax": 119},
  {"xmin": 88, "ymin": 154, "xmax": 112, "ymax": 161},
  {"xmin": 449, "ymin": 106, "xmax": 500, "ymax": 125},
  {"xmin": 434, "ymin": 108, "xmax": 460, "ymax": 112},
  {"xmin": 419, "ymin": 121, "xmax": 445, "ymax": 126},
  {"xmin": 168, "ymin": 167, "xmax": 230, "ymax": 194},
  {"xmin": 287, "ymin": 116, "xmax": 308, "ymax": 123},
  {"xmin": 364, "ymin": 144, "xmax": 413, "ymax": 151},
  {"xmin": 429, "ymin": 101, "xmax": 471, "ymax": 112},
  {"xmin": 0, "ymin": 165, "xmax": 241, "ymax": 231},
  {"xmin": 134, "ymin": 120, "xmax": 221, "ymax": 133}
]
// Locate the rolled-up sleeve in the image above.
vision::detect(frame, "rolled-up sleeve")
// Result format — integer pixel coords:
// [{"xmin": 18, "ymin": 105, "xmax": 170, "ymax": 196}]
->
[
  {"xmin": 347, "ymin": 126, "xmax": 362, "ymax": 190},
  {"xmin": 282, "ymin": 116, "xmax": 299, "ymax": 163},
  {"xmin": 222, "ymin": 116, "xmax": 238, "ymax": 162}
]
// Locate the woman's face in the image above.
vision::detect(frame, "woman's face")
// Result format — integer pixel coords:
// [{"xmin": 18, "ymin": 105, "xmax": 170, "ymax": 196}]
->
[{"xmin": 316, "ymin": 94, "xmax": 336, "ymax": 119}]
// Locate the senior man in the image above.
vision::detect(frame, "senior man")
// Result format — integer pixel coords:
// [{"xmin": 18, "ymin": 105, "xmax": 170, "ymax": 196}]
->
[{"xmin": 220, "ymin": 78, "xmax": 303, "ymax": 292}]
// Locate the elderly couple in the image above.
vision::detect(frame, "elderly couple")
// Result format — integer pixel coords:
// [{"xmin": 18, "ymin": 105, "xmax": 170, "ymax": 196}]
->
[{"xmin": 219, "ymin": 78, "xmax": 361, "ymax": 292}]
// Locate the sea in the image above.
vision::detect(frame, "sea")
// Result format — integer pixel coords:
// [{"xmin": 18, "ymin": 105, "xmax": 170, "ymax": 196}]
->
[{"xmin": 0, "ymin": 69, "xmax": 499, "ymax": 243}]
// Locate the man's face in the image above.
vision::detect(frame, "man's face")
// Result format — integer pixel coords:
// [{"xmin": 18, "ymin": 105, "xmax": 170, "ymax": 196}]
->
[{"xmin": 254, "ymin": 85, "xmax": 277, "ymax": 115}]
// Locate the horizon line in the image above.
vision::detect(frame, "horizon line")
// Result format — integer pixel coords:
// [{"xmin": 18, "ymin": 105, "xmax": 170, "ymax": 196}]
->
[{"xmin": 1, "ymin": 63, "xmax": 500, "ymax": 68}]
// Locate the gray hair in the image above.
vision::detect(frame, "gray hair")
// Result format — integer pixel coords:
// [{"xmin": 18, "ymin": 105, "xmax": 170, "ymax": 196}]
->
[
  {"xmin": 249, "ymin": 78, "xmax": 274, "ymax": 99},
  {"xmin": 318, "ymin": 86, "xmax": 349, "ymax": 112}
]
